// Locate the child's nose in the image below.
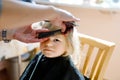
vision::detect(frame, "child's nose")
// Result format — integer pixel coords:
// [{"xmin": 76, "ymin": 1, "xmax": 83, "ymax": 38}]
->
[{"xmin": 46, "ymin": 40, "xmax": 53, "ymax": 47}]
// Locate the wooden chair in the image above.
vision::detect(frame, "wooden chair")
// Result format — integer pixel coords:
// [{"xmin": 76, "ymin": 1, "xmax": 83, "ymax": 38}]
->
[{"xmin": 78, "ymin": 33, "xmax": 115, "ymax": 80}]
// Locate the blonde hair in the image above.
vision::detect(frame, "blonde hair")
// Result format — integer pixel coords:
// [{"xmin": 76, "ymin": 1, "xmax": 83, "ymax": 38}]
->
[{"xmin": 70, "ymin": 27, "xmax": 81, "ymax": 67}]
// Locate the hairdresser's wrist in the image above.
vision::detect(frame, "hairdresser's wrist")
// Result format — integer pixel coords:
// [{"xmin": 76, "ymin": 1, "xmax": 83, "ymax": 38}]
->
[
  {"xmin": 0, "ymin": 29, "xmax": 15, "ymax": 42},
  {"xmin": 8, "ymin": 29, "xmax": 15, "ymax": 40}
]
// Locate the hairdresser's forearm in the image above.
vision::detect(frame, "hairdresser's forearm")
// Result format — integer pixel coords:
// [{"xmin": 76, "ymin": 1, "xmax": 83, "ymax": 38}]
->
[{"xmin": 0, "ymin": 0, "xmax": 58, "ymax": 29}]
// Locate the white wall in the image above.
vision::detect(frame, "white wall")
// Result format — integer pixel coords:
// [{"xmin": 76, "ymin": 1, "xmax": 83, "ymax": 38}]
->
[{"xmin": 55, "ymin": 5, "xmax": 120, "ymax": 80}]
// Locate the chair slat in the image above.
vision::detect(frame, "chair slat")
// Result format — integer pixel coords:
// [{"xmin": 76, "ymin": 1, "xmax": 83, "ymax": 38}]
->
[
  {"xmin": 82, "ymin": 46, "xmax": 94, "ymax": 75},
  {"xmin": 90, "ymin": 49, "xmax": 105, "ymax": 80}
]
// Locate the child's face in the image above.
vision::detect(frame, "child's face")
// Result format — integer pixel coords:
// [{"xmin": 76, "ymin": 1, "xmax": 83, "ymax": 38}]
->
[{"xmin": 40, "ymin": 34, "xmax": 67, "ymax": 58}]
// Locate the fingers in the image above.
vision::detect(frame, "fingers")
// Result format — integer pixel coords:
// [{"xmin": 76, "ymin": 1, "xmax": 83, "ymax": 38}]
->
[
  {"xmin": 60, "ymin": 15, "xmax": 80, "ymax": 22},
  {"xmin": 50, "ymin": 8, "xmax": 80, "ymax": 32},
  {"xmin": 35, "ymin": 28, "xmax": 49, "ymax": 33},
  {"xmin": 14, "ymin": 29, "xmax": 49, "ymax": 43},
  {"xmin": 61, "ymin": 23, "xmax": 66, "ymax": 32},
  {"xmin": 14, "ymin": 33, "xmax": 49, "ymax": 43},
  {"xmin": 50, "ymin": 20, "xmax": 78, "ymax": 32}
]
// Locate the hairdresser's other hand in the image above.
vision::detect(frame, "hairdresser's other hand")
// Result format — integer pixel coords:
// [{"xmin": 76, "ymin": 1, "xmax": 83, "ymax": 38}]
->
[
  {"xmin": 13, "ymin": 25, "xmax": 48, "ymax": 43},
  {"xmin": 51, "ymin": 7, "xmax": 80, "ymax": 32}
]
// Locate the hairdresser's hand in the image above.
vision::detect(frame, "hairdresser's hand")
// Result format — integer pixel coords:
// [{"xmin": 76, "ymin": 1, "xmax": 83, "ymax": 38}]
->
[
  {"xmin": 13, "ymin": 25, "xmax": 48, "ymax": 43},
  {"xmin": 51, "ymin": 7, "xmax": 80, "ymax": 32}
]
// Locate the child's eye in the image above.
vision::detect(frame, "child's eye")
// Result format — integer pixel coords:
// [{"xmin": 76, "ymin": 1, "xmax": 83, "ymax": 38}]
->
[{"xmin": 53, "ymin": 39, "xmax": 60, "ymax": 42}]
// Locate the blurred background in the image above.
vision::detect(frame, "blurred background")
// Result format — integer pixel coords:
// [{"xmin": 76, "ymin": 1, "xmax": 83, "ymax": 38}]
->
[{"xmin": 0, "ymin": 0, "xmax": 120, "ymax": 80}]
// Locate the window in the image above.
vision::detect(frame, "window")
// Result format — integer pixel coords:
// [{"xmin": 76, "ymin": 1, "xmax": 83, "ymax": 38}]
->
[{"xmin": 35, "ymin": 0, "xmax": 120, "ymax": 9}]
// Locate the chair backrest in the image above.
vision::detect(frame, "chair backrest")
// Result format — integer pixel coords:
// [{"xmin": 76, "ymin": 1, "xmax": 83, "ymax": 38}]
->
[{"xmin": 78, "ymin": 33, "xmax": 115, "ymax": 80}]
